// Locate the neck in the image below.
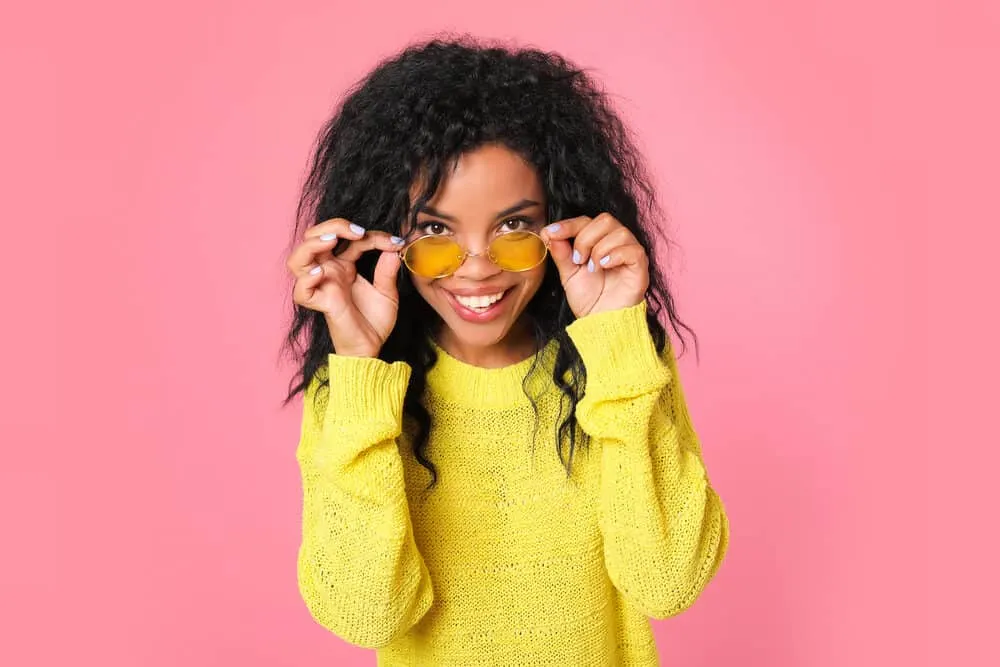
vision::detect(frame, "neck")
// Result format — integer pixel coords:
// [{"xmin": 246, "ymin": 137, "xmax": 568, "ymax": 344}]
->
[{"xmin": 434, "ymin": 318, "xmax": 537, "ymax": 368}]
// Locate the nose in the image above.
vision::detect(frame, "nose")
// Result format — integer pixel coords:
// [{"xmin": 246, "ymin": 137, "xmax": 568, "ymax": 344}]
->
[{"xmin": 453, "ymin": 245, "xmax": 502, "ymax": 281}]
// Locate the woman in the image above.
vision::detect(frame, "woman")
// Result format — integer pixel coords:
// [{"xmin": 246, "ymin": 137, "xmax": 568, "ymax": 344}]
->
[{"xmin": 283, "ymin": 36, "xmax": 729, "ymax": 666}]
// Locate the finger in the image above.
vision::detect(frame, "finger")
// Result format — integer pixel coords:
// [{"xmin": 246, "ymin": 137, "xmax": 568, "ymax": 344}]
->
[
  {"xmin": 546, "ymin": 237, "xmax": 581, "ymax": 283},
  {"xmin": 292, "ymin": 263, "xmax": 328, "ymax": 308},
  {"xmin": 589, "ymin": 243, "xmax": 648, "ymax": 272},
  {"xmin": 588, "ymin": 227, "xmax": 638, "ymax": 269},
  {"xmin": 286, "ymin": 234, "xmax": 345, "ymax": 276},
  {"xmin": 294, "ymin": 218, "xmax": 370, "ymax": 269},
  {"xmin": 371, "ymin": 250, "xmax": 402, "ymax": 302},
  {"xmin": 302, "ymin": 218, "xmax": 368, "ymax": 242},
  {"xmin": 337, "ymin": 232, "xmax": 405, "ymax": 263},
  {"xmin": 569, "ymin": 213, "xmax": 624, "ymax": 266},
  {"xmin": 539, "ymin": 215, "xmax": 592, "ymax": 245}
]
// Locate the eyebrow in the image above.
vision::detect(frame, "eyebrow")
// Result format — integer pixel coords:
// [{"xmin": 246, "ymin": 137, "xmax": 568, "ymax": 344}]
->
[{"xmin": 417, "ymin": 199, "xmax": 541, "ymax": 222}]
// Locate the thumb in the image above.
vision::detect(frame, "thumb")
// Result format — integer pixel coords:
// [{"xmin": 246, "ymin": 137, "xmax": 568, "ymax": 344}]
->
[
  {"xmin": 547, "ymin": 238, "xmax": 578, "ymax": 283},
  {"xmin": 372, "ymin": 249, "xmax": 402, "ymax": 301}
]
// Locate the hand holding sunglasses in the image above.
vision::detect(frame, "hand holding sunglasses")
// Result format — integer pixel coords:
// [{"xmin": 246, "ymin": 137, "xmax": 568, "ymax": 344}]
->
[
  {"xmin": 288, "ymin": 218, "xmax": 405, "ymax": 358},
  {"xmin": 539, "ymin": 213, "xmax": 650, "ymax": 318}
]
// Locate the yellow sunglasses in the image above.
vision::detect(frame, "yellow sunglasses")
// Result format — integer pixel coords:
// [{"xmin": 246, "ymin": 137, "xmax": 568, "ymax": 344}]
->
[{"xmin": 398, "ymin": 230, "xmax": 549, "ymax": 279}]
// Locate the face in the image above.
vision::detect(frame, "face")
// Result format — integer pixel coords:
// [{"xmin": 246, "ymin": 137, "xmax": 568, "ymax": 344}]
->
[{"xmin": 404, "ymin": 143, "xmax": 548, "ymax": 357}]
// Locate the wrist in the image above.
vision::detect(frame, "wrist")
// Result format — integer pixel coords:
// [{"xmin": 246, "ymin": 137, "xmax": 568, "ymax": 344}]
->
[
  {"xmin": 334, "ymin": 348, "xmax": 381, "ymax": 358},
  {"xmin": 324, "ymin": 314, "xmax": 382, "ymax": 358}
]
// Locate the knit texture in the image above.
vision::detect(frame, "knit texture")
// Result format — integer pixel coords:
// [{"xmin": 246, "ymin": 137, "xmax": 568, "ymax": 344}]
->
[{"xmin": 294, "ymin": 301, "xmax": 729, "ymax": 665}]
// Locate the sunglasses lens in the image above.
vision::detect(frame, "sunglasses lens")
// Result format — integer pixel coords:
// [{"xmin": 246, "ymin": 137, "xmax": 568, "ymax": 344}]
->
[
  {"xmin": 403, "ymin": 236, "xmax": 464, "ymax": 278},
  {"xmin": 489, "ymin": 232, "xmax": 547, "ymax": 271}
]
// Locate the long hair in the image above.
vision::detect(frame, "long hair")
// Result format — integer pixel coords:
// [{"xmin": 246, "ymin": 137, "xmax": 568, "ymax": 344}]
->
[{"xmin": 281, "ymin": 35, "xmax": 697, "ymax": 489}]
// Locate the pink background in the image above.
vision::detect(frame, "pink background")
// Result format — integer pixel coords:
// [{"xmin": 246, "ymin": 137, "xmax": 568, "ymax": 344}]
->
[{"xmin": 3, "ymin": 0, "xmax": 991, "ymax": 665}]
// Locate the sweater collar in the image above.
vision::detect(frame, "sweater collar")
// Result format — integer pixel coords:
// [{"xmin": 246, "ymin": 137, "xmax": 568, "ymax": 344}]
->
[{"xmin": 424, "ymin": 337, "xmax": 558, "ymax": 408}]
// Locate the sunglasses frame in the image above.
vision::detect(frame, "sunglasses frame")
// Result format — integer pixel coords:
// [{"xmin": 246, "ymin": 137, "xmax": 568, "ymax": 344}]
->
[{"xmin": 397, "ymin": 230, "xmax": 551, "ymax": 279}]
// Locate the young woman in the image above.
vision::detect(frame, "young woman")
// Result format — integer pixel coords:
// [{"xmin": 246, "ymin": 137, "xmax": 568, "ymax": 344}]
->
[{"xmin": 283, "ymin": 37, "xmax": 729, "ymax": 666}]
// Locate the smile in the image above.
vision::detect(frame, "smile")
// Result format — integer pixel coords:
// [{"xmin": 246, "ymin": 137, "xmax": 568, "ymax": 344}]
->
[
  {"xmin": 443, "ymin": 288, "xmax": 512, "ymax": 322},
  {"xmin": 453, "ymin": 290, "xmax": 506, "ymax": 310}
]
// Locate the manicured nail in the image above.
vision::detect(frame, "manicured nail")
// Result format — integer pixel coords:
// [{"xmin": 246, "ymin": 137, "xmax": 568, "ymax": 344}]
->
[
  {"xmin": 309, "ymin": 265, "xmax": 322, "ymax": 275},
  {"xmin": 349, "ymin": 223, "xmax": 365, "ymax": 235},
  {"xmin": 391, "ymin": 236, "xmax": 405, "ymax": 245},
  {"xmin": 572, "ymin": 249, "xmax": 582, "ymax": 264},
  {"xmin": 587, "ymin": 258, "xmax": 595, "ymax": 273},
  {"xmin": 545, "ymin": 223, "xmax": 562, "ymax": 233},
  {"xmin": 319, "ymin": 233, "xmax": 336, "ymax": 241},
  {"xmin": 599, "ymin": 255, "xmax": 611, "ymax": 266}
]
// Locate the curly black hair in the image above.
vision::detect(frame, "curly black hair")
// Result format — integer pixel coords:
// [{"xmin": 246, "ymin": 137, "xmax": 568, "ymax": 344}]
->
[{"xmin": 281, "ymin": 35, "xmax": 696, "ymax": 490}]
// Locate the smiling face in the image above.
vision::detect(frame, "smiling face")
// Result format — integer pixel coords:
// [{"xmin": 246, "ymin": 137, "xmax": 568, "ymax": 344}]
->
[{"xmin": 404, "ymin": 144, "xmax": 548, "ymax": 365}]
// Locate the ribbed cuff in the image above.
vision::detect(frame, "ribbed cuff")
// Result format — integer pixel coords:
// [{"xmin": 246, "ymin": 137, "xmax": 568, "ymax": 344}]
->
[
  {"xmin": 565, "ymin": 301, "xmax": 671, "ymax": 400},
  {"xmin": 322, "ymin": 353, "xmax": 412, "ymax": 429}
]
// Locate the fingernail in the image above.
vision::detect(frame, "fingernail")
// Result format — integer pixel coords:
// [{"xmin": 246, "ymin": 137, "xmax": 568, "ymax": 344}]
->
[
  {"xmin": 599, "ymin": 255, "xmax": 610, "ymax": 266},
  {"xmin": 309, "ymin": 265, "xmax": 322, "ymax": 275},
  {"xmin": 587, "ymin": 258, "xmax": 595, "ymax": 273},
  {"xmin": 545, "ymin": 223, "xmax": 561, "ymax": 233},
  {"xmin": 572, "ymin": 249, "xmax": 582, "ymax": 264},
  {"xmin": 319, "ymin": 233, "xmax": 336, "ymax": 241},
  {"xmin": 391, "ymin": 236, "xmax": 405, "ymax": 245},
  {"xmin": 349, "ymin": 223, "xmax": 365, "ymax": 235}
]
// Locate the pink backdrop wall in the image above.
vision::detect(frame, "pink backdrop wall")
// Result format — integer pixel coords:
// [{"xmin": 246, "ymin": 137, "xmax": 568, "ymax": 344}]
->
[{"xmin": 5, "ymin": 0, "xmax": 988, "ymax": 665}]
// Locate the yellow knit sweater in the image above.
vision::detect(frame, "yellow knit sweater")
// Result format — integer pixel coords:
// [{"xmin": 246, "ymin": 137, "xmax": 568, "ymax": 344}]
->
[{"xmin": 294, "ymin": 301, "xmax": 729, "ymax": 666}]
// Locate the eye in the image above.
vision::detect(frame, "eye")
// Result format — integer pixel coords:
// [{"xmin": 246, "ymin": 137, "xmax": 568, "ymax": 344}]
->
[
  {"xmin": 416, "ymin": 221, "xmax": 449, "ymax": 236},
  {"xmin": 499, "ymin": 217, "xmax": 533, "ymax": 233}
]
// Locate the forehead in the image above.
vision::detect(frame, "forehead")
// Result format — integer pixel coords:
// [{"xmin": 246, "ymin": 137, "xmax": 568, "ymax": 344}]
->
[{"xmin": 409, "ymin": 144, "xmax": 544, "ymax": 217}]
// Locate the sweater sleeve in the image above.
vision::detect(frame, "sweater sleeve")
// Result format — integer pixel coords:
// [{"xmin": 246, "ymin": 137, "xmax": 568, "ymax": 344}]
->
[
  {"xmin": 294, "ymin": 354, "xmax": 434, "ymax": 648},
  {"xmin": 565, "ymin": 302, "xmax": 729, "ymax": 619}
]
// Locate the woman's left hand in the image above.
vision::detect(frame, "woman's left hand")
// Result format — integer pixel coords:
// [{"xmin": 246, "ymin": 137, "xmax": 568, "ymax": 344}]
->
[{"xmin": 540, "ymin": 213, "xmax": 650, "ymax": 318}]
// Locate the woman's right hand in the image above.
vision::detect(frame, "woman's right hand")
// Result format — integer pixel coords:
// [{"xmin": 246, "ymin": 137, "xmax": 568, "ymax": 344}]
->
[{"xmin": 287, "ymin": 218, "xmax": 405, "ymax": 358}]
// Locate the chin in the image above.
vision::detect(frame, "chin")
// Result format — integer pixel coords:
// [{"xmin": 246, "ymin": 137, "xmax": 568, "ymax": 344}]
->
[
  {"xmin": 420, "ymin": 281, "xmax": 539, "ymax": 350},
  {"xmin": 442, "ymin": 317, "xmax": 517, "ymax": 348}
]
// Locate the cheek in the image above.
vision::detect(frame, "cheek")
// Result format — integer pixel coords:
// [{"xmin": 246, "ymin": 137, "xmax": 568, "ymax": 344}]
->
[
  {"xmin": 518, "ymin": 267, "xmax": 546, "ymax": 297},
  {"xmin": 412, "ymin": 277, "xmax": 437, "ymax": 303}
]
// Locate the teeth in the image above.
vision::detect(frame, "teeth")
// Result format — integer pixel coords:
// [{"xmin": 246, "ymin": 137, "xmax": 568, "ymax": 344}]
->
[{"xmin": 454, "ymin": 291, "xmax": 505, "ymax": 309}]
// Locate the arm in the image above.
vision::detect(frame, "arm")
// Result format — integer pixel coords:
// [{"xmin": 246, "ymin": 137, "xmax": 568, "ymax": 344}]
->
[
  {"xmin": 565, "ymin": 302, "xmax": 729, "ymax": 619},
  {"xmin": 294, "ymin": 354, "xmax": 433, "ymax": 648}
]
